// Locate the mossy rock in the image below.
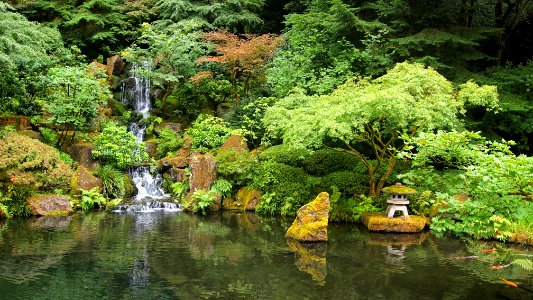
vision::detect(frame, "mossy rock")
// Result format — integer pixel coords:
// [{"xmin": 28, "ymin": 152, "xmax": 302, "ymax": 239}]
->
[
  {"xmin": 123, "ymin": 174, "xmax": 137, "ymax": 198},
  {"xmin": 361, "ymin": 213, "xmax": 427, "ymax": 233},
  {"xmin": 27, "ymin": 194, "xmax": 73, "ymax": 216},
  {"xmin": 286, "ymin": 192, "xmax": 330, "ymax": 242}
]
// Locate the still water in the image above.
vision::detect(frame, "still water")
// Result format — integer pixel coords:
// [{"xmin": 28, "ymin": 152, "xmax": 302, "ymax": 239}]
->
[{"xmin": 0, "ymin": 212, "xmax": 531, "ymax": 299}]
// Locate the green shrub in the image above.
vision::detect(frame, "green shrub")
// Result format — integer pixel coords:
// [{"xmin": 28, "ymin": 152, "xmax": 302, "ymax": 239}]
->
[
  {"xmin": 38, "ymin": 127, "xmax": 58, "ymax": 146},
  {"xmin": 78, "ymin": 187, "xmax": 107, "ymax": 211},
  {"xmin": 95, "ymin": 165, "xmax": 125, "ymax": 198},
  {"xmin": 0, "ymin": 185, "xmax": 32, "ymax": 217},
  {"xmin": 0, "ymin": 132, "xmax": 73, "ymax": 190},
  {"xmin": 185, "ymin": 189, "xmax": 217, "ymax": 215},
  {"xmin": 156, "ymin": 128, "xmax": 183, "ymax": 158},
  {"xmin": 185, "ymin": 114, "xmax": 234, "ymax": 153},
  {"xmin": 216, "ymin": 149, "xmax": 257, "ymax": 186},
  {"xmin": 92, "ymin": 122, "xmax": 149, "ymax": 169},
  {"xmin": 302, "ymin": 149, "xmax": 361, "ymax": 175},
  {"xmin": 315, "ymin": 171, "xmax": 368, "ymax": 196},
  {"xmin": 211, "ymin": 178, "xmax": 232, "ymax": 199},
  {"xmin": 228, "ymin": 96, "xmax": 277, "ymax": 148},
  {"xmin": 250, "ymin": 161, "xmax": 312, "ymax": 216},
  {"xmin": 257, "ymin": 144, "xmax": 311, "ymax": 168}
]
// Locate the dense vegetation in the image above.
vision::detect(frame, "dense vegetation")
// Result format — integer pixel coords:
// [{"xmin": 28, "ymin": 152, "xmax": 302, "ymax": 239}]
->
[{"xmin": 0, "ymin": 0, "xmax": 532, "ymax": 244}]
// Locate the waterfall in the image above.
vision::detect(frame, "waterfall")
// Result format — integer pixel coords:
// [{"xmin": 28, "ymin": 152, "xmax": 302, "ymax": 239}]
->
[{"xmin": 115, "ymin": 62, "xmax": 179, "ymax": 213}]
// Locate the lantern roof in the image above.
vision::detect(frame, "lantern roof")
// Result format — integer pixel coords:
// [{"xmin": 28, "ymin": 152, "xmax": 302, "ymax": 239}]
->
[{"xmin": 382, "ymin": 183, "xmax": 416, "ymax": 195}]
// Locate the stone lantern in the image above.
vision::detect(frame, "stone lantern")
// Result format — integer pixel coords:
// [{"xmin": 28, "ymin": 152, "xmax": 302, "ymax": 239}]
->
[{"xmin": 382, "ymin": 183, "xmax": 416, "ymax": 218}]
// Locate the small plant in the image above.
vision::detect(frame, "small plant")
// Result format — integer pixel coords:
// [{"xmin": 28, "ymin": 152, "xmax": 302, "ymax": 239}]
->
[
  {"xmin": 511, "ymin": 258, "xmax": 533, "ymax": 271},
  {"xmin": 185, "ymin": 114, "xmax": 235, "ymax": 153},
  {"xmin": 95, "ymin": 165, "xmax": 126, "ymax": 198},
  {"xmin": 192, "ymin": 189, "xmax": 218, "ymax": 215},
  {"xmin": 211, "ymin": 178, "xmax": 232, "ymax": 199},
  {"xmin": 156, "ymin": 128, "xmax": 184, "ymax": 158},
  {"xmin": 79, "ymin": 188, "xmax": 107, "ymax": 211},
  {"xmin": 38, "ymin": 127, "xmax": 58, "ymax": 146},
  {"xmin": 170, "ymin": 181, "xmax": 189, "ymax": 200}
]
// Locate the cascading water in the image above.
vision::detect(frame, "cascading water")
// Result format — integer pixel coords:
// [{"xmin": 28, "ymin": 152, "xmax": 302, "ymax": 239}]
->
[{"xmin": 115, "ymin": 62, "xmax": 179, "ymax": 212}]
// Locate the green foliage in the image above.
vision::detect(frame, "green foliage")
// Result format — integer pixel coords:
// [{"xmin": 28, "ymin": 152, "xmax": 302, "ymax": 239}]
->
[
  {"xmin": 155, "ymin": 0, "xmax": 265, "ymax": 33},
  {"xmin": 0, "ymin": 125, "xmax": 16, "ymax": 139},
  {"xmin": 257, "ymin": 144, "xmax": 311, "ymax": 168},
  {"xmin": 95, "ymin": 165, "xmax": 126, "ymax": 198},
  {"xmin": 250, "ymin": 161, "xmax": 311, "ymax": 216},
  {"xmin": 511, "ymin": 259, "xmax": 533, "ymax": 271},
  {"xmin": 302, "ymin": 149, "xmax": 361, "ymax": 175},
  {"xmin": 228, "ymin": 97, "xmax": 277, "ymax": 147},
  {"xmin": 42, "ymin": 65, "xmax": 111, "ymax": 147},
  {"xmin": 264, "ymin": 62, "xmax": 498, "ymax": 196},
  {"xmin": 401, "ymin": 130, "xmax": 533, "ymax": 239},
  {"xmin": 316, "ymin": 171, "xmax": 367, "ymax": 196},
  {"xmin": 266, "ymin": 0, "xmax": 391, "ymax": 96},
  {"xmin": 211, "ymin": 178, "xmax": 232, "ymax": 199},
  {"xmin": 92, "ymin": 122, "xmax": 149, "ymax": 169},
  {"xmin": 78, "ymin": 187, "xmax": 107, "ymax": 211},
  {"xmin": 0, "ymin": 185, "xmax": 32, "ymax": 217},
  {"xmin": 215, "ymin": 150, "xmax": 257, "ymax": 186},
  {"xmin": 156, "ymin": 128, "xmax": 183, "ymax": 158},
  {"xmin": 170, "ymin": 181, "xmax": 188, "ymax": 198},
  {"xmin": 0, "ymin": 132, "xmax": 73, "ymax": 190},
  {"xmin": 0, "ymin": 5, "xmax": 71, "ymax": 116},
  {"xmin": 38, "ymin": 127, "xmax": 58, "ymax": 147},
  {"xmin": 189, "ymin": 189, "xmax": 217, "ymax": 215},
  {"xmin": 185, "ymin": 114, "xmax": 235, "ymax": 153}
]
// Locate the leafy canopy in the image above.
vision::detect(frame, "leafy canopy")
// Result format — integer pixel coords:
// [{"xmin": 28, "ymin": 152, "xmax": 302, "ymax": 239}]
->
[{"xmin": 263, "ymin": 62, "xmax": 499, "ymax": 196}]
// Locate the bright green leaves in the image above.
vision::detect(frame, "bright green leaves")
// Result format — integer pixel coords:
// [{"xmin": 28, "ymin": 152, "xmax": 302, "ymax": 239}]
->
[
  {"xmin": 185, "ymin": 114, "xmax": 236, "ymax": 153},
  {"xmin": 42, "ymin": 65, "xmax": 110, "ymax": 144},
  {"xmin": 92, "ymin": 122, "xmax": 149, "ymax": 169}
]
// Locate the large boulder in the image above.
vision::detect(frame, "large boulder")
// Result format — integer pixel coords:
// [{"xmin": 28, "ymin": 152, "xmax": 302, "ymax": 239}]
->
[
  {"xmin": 70, "ymin": 165, "xmax": 103, "ymax": 195},
  {"xmin": 70, "ymin": 143, "xmax": 99, "ymax": 170},
  {"xmin": 285, "ymin": 192, "xmax": 330, "ymax": 242},
  {"xmin": 361, "ymin": 213, "xmax": 427, "ymax": 233},
  {"xmin": 222, "ymin": 187, "xmax": 261, "ymax": 211},
  {"xmin": 145, "ymin": 139, "xmax": 158, "ymax": 158},
  {"xmin": 27, "ymin": 195, "xmax": 73, "ymax": 216},
  {"xmin": 0, "ymin": 116, "xmax": 31, "ymax": 130},
  {"xmin": 159, "ymin": 156, "xmax": 189, "ymax": 171},
  {"xmin": 188, "ymin": 152, "xmax": 217, "ymax": 193},
  {"xmin": 219, "ymin": 135, "xmax": 248, "ymax": 154}
]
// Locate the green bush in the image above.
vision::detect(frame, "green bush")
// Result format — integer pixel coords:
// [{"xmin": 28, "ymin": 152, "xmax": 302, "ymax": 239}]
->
[
  {"xmin": 249, "ymin": 161, "xmax": 312, "ymax": 216},
  {"xmin": 39, "ymin": 127, "xmax": 58, "ymax": 147},
  {"xmin": 302, "ymin": 149, "xmax": 361, "ymax": 175},
  {"xmin": 0, "ymin": 132, "xmax": 73, "ymax": 190},
  {"xmin": 95, "ymin": 165, "xmax": 125, "ymax": 198},
  {"xmin": 0, "ymin": 185, "xmax": 32, "ymax": 217},
  {"xmin": 78, "ymin": 187, "xmax": 107, "ymax": 211},
  {"xmin": 156, "ymin": 128, "xmax": 183, "ymax": 158},
  {"xmin": 257, "ymin": 144, "xmax": 311, "ymax": 168},
  {"xmin": 185, "ymin": 114, "xmax": 234, "ymax": 153},
  {"xmin": 92, "ymin": 122, "xmax": 149, "ymax": 169},
  {"xmin": 315, "ymin": 170, "xmax": 368, "ymax": 196},
  {"xmin": 215, "ymin": 149, "xmax": 257, "ymax": 186}
]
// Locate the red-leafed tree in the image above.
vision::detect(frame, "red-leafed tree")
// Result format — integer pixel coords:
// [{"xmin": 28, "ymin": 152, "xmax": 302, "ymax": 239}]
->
[{"xmin": 197, "ymin": 30, "xmax": 282, "ymax": 101}]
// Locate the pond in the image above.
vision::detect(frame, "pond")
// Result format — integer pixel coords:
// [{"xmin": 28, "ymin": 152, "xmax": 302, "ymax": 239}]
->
[{"xmin": 0, "ymin": 212, "xmax": 531, "ymax": 299}]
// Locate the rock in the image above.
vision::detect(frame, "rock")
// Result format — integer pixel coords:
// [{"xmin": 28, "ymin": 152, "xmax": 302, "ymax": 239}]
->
[
  {"xmin": 177, "ymin": 136, "xmax": 193, "ymax": 158},
  {"xmin": 222, "ymin": 187, "xmax": 261, "ymax": 211},
  {"xmin": 216, "ymin": 102, "xmax": 234, "ymax": 119},
  {"xmin": 188, "ymin": 152, "xmax": 217, "ymax": 193},
  {"xmin": 287, "ymin": 239, "xmax": 327, "ymax": 285},
  {"xmin": 70, "ymin": 143, "xmax": 99, "ymax": 170},
  {"xmin": 17, "ymin": 130, "xmax": 43, "ymax": 141},
  {"xmin": 145, "ymin": 139, "xmax": 158, "ymax": 158},
  {"xmin": 219, "ymin": 135, "xmax": 248, "ymax": 154},
  {"xmin": 361, "ymin": 213, "xmax": 427, "ymax": 233},
  {"xmin": 0, "ymin": 116, "xmax": 31, "ymax": 130},
  {"xmin": 70, "ymin": 165, "xmax": 103, "ymax": 195},
  {"xmin": 169, "ymin": 167, "xmax": 187, "ymax": 182},
  {"xmin": 159, "ymin": 156, "xmax": 189, "ymax": 171},
  {"xmin": 106, "ymin": 55, "xmax": 125, "ymax": 77},
  {"xmin": 155, "ymin": 122, "xmax": 183, "ymax": 135},
  {"xmin": 27, "ymin": 195, "xmax": 73, "ymax": 216},
  {"xmin": 285, "ymin": 192, "xmax": 330, "ymax": 242},
  {"xmin": 123, "ymin": 173, "xmax": 137, "ymax": 198}
]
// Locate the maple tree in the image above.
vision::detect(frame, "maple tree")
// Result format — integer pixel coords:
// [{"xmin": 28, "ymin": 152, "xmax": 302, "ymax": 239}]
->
[{"xmin": 197, "ymin": 30, "xmax": 282, "ymax": 101}]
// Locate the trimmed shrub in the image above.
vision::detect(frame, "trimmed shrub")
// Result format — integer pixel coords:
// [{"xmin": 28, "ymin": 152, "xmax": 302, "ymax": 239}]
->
[{"xmin": 302, "ymin": 149, "xmax": 361, "ymax": 175}]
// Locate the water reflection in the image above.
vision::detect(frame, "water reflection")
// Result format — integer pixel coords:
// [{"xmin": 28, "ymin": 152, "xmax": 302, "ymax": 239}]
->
[
  {"xmin": 287, "ymin": 239, "xmax": 327, "ymax": 285},
  {"xmin": 0, "ymin": 212, "xmax": 530, "ymax": 299}
]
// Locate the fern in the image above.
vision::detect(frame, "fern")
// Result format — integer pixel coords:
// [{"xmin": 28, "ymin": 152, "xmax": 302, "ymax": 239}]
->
[{"xmin": 511, "ymin": 258, "xmax": 533, "ymax": 271}]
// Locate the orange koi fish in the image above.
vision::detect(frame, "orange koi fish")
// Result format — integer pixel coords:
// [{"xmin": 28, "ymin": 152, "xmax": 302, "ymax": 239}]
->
[
  {"xmin": 500, "ymin": 278, "xmax": 519, "ymax": 288},
  {"xmin": 491, "ymin": 264, "xmax": 511, "ymax": 269},
  {"xmin": 480, "ymin": 249, "xmax": 496, "ymax": 253}
]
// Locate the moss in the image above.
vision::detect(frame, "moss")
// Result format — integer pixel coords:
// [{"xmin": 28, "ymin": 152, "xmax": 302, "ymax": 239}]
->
[
  {"xmin": 382, "ymin": 183, "xmax": 416, "ymax": 195},
  {"xmin": 285, "ymin": 192, "xmax": 330, "ymax": 241},
  {"xmin": 361, "ymin": 213, "xmax": 427, "ymax": 233}
]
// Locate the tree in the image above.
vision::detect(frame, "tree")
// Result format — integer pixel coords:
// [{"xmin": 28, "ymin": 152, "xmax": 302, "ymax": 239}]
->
[
  {"xmin": 263, "ymin": 62, "xmax": 499, "ymax": 196},
  {"xmin": 197, "ymin": 30, "xmax": 282, "ymax": 101},
  {"xmin": 0, "ymin": 3, "xmax": 71, "ymax": 115},
  {"xmin": 125, "ymin": 21, "xmax": 208, "ymax": 115},
  {"xmin": 266, "ymin": 0, "xmax": 391, "ymax": 97},
  {"xmin": 42, "ymin": 65, "xmax": 111, "ymax": 147},
  {"xmin": 155, "ymin": 0, "xmax": 265, "ymax": 33}
]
